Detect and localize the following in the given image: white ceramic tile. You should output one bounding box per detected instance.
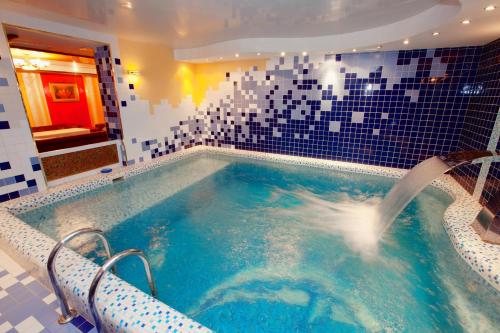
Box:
[0,273,18,289]
[0,249,25,276]
[42,293,57,304]
[14,316,44,333]
[0,322,13,333]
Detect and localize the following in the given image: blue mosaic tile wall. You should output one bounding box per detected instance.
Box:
[197,47,481,169]
[132,118,203,163]
[94,45,130,165]
[94,45,124,141]
[452,38,500,212]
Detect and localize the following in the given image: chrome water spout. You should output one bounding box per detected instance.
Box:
[439,150,500,169]
[377,150,500,238]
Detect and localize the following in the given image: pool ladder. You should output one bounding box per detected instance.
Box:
[47,228,157,332]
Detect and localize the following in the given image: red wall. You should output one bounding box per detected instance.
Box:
[40,73,92,128]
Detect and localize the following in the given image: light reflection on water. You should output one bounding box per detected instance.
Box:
[20,156,500,332]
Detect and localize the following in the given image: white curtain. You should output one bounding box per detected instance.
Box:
[18,72,52,127]
[83,75,105,126]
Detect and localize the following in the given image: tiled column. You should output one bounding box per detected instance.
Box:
[94,45,129,165]
[0,32,46,202]
[452,38,500,210]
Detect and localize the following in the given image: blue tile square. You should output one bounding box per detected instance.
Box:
[0,121,10,130]
[78,321,94,333]
[0,161,11,170]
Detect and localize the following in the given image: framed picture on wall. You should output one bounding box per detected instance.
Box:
[48,83,80,102]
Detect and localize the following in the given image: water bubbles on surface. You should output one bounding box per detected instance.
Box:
[270,188,383,259]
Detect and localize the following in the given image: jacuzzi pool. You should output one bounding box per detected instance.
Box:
[18,152,500,332]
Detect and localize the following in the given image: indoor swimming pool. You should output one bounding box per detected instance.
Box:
[19,154,500,332]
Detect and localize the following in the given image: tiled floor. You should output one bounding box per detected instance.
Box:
[0,249,95,333]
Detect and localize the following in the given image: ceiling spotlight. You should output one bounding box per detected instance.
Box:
[257,52,261,56]
[352,48,357,52]
[432,32,440,36]
[219,56,223,60]
[403,39,409,45]
[376,45,382,49]
[120,1,133,9]
[235,53,239,58]
[302,51,308,56]
[280,51,286,57]
[461,19,471,24]
[485,5,496,11]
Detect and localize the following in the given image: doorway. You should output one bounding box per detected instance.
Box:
[3,24,123,186]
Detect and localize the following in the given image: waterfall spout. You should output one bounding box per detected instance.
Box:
[376,150,499,239]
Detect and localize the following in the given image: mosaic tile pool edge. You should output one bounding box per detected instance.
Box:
[0,147,498,333]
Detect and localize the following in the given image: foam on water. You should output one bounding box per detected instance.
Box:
[272,188,382,258]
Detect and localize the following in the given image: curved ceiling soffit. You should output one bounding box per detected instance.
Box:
[174,2,462,61]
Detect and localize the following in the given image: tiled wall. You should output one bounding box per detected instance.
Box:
[127,43,498,208]
[0,33,46,203]
[129,47,485,169]
[94,45,124,141]
[1,34,499,205]
[452,38,500,212]
[193,47,481,169]
[94,45,132,165]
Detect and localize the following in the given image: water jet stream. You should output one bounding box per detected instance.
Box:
[377,150,500,238]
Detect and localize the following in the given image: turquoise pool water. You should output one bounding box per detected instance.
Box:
[21,154,500,332]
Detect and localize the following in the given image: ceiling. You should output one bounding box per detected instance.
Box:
[1,0,499,62]
[10,47,95,63]
[4,25,102,57]
[1,0,441,47]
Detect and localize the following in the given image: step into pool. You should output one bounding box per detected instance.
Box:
[20,154,500,332]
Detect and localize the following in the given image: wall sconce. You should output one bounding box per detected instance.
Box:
[127,70,140,85]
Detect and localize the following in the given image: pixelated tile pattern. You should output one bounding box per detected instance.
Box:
[94,45,124,141]
[0,250,95,333]
[452,38,500,212]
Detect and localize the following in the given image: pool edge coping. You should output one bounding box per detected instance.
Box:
[0,146,498,333]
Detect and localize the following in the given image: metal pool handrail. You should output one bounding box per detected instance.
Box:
[88,249,158,333]
[47,227,114,324]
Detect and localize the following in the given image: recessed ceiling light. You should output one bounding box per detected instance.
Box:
[257,52,261,56]
[461,19,471,24]
[485,5,496,11]
[302,51,308,56]
[432,32,440,36]
[352,48,357,52]
[376,45,382,49]
[120,1,133,9]
[235,53,239,58]
[280,52,286,57]
[403,39,409,45]
[219,57,223,60]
